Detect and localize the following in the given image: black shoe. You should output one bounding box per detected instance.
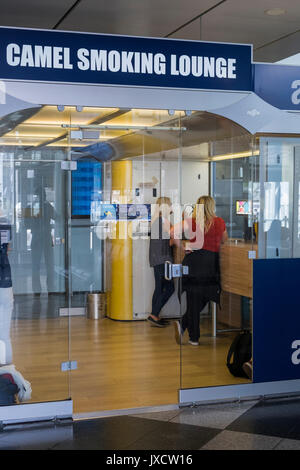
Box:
[147,316,166,328]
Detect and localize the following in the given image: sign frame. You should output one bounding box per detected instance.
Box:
[0,26,253,93]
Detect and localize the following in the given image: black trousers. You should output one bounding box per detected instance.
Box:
[181,289,210,342]
[181,249,221,342]
[151,264,175,317]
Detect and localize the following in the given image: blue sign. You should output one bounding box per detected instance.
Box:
[254,63,300,110]
[253,258,300,383]
[0,27,252,91]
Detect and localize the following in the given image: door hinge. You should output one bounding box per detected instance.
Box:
[61,360,78,372]
[248,250,256,259]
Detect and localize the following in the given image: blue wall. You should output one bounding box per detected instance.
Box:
[253,258,300,383]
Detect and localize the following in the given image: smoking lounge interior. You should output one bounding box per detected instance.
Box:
[0,102,290,414]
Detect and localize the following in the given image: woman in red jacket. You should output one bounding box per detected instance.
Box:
[174,195,228,346]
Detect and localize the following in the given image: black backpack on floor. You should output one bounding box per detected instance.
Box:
[226,330,252,378]
[0,375,18,405]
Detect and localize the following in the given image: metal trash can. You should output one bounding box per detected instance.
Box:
[87,292,106,320]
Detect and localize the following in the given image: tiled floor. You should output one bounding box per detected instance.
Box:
[1,397,300,450]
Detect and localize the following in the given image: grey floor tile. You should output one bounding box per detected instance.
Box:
[126,420,220,450]
[131,410,181,422]
[284,420,300,441]
[227,398,300,438]
[171,401,258,430]
[201,430,281,450]
[275,438,300,450]
[0,423,73,450]
[54,416,161,450]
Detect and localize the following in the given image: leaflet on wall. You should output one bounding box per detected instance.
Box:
[0,227,11,245]
[97,204,118,221]
[94,203,151,221]
[119,204,151,221]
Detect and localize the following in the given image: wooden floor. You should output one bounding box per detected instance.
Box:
[10,316,249,414]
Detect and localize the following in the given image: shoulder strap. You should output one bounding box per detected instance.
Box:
[226,334,241,366]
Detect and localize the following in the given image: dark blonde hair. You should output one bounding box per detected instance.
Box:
[152,196,172,222]
[192,195,215,232]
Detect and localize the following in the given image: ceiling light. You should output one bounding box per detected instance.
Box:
[211,150,259,161]
[264,8,286,16]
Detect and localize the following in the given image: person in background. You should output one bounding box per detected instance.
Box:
[0,215,32,403]
[0,217,13,365]
[174,195,228,345]
[25,186,56,295]
[148,197,174,327]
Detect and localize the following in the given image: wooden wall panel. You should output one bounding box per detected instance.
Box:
[220,241,257,298]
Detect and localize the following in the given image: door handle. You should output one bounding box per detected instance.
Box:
[164,262,189,280]
[165,261,172,280]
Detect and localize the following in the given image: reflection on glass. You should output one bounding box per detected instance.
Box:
[258,137,300,259]
[25,186,57,293]
[67,110,184,412]
[148,196,175,327]
[1,104,288,410]
[0,106,70,406]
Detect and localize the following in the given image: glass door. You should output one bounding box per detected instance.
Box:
[67,107,183,414]
[11,159,70,402]
[0,105,73,407]
[178,112,256,392]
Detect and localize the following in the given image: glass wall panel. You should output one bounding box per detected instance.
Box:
[179,113,255,389]
[0,105,72,405]
[5,101,293,411]
[68,107,183,413]
[258,137,300,260]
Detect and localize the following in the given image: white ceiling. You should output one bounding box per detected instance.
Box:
[0,0,300,62]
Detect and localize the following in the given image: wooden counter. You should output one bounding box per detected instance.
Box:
[220,240,258,298]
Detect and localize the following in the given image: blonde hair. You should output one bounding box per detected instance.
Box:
[192,195,215,232]
[152,196,172,222]
[155,197,172,207]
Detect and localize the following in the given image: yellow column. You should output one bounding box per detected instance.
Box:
[108,160,133,320]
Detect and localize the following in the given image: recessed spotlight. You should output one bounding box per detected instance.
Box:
[264,8,286,16]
